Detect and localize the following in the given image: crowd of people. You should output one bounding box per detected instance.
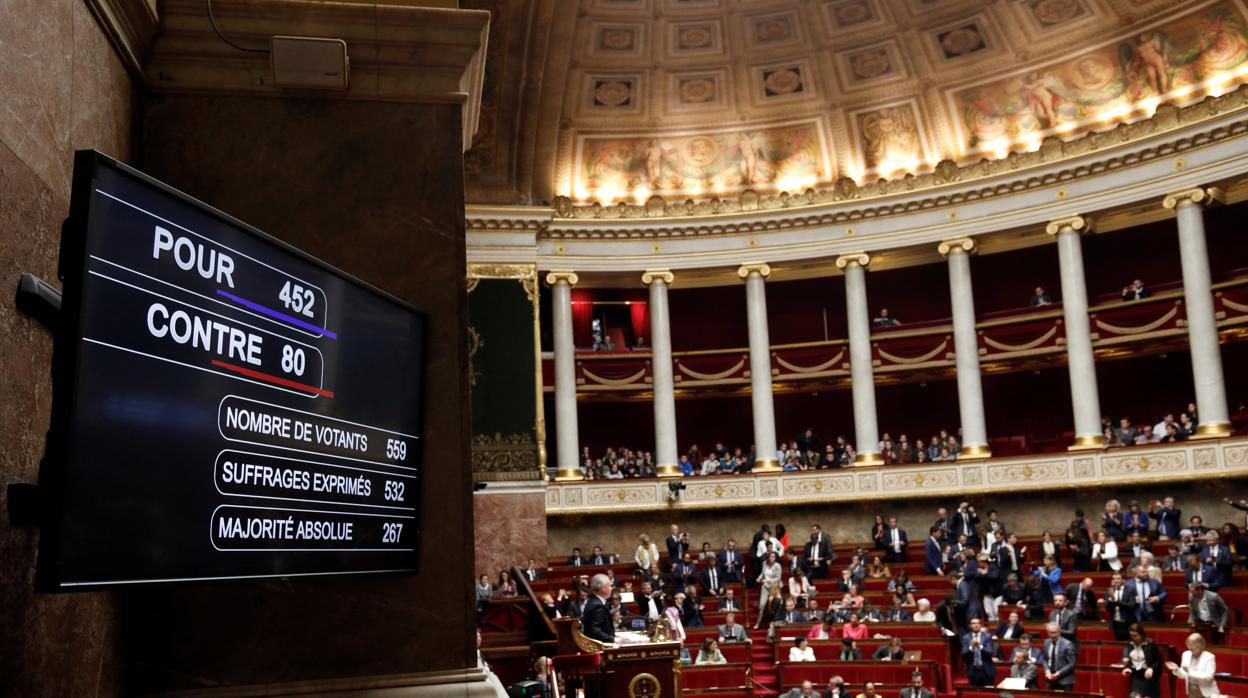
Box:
[479,492,1248,697]
[570,398,1214,480]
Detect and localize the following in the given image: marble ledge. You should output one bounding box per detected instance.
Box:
[545,437,1248,515]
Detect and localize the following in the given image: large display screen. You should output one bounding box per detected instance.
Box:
[37,151,425,589]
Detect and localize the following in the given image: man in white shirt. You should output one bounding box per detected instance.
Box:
[1188,583,1228,642]
[886,517,908,563]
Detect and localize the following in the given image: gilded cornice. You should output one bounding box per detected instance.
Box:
[546,439,1248,515]
[467,263,537,279]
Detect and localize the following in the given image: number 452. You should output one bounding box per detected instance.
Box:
[278,281,316,318]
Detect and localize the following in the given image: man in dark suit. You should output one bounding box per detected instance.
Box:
[567,547,585,567]
[934,507,953,545]
[666,524,682,562]
[699,559,725,597]
[1049,593,1079,644]
[636,582,662,621]
[1042,621,1077,690]
[1149,498,1181,539]
[673,553,697,589]
[581,574,616,643]
[961,618,997,687]
[1185,555,1218,590]
[718,588,742,612]
[806,525,834,580]
[1064,578,1099,621]
[590,546,608,566]
[1189,582,1230,640]
[718,539,744,583]
[885,517,908,563]
[1125,566,1166,622]
[823,677,849,698]
[952,502,980,543]
[1102,572,1135,641]
[1202,532,1232,590]
[925,526,944,575]
[522,558,542,582]
[899,671,934,698]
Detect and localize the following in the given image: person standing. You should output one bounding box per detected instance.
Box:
[1102,572,1135,641]
[1166,633,1219,698]
[1043,621,1077,691]
[1121,624,1162,698]
[582,574,616,644]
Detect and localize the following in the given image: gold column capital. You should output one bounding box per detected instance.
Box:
[937,237,977,257]
[834,252,871,270]
[1045,215,1094,236]
[641,269,675,286]
[737,262,772,279]
[1163,187,1225,211]
[545,270,579,286]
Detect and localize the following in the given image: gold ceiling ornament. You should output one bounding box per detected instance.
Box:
[736,262,771,279]
[541,85,1248,224]
[1044,214,1095,236]
[1162,186,1226,210]
[834,252,871,269]
[937,237,977,257]
[641,269,675,286]
[545,270,579,286]
[467,262,537,279]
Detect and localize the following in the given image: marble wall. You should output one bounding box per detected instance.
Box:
[547,479,1247,559]
[475,487,548,578]
[130,93,475,691]
[0,1,134,696]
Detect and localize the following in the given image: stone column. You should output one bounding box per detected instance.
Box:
[643,269,681,475]
[546,271,583,479]
[836,253,883,465]
[939,238,991,459]
[738,263,780,471]
[1045,216,1104,450]
[1164,187,1232,438]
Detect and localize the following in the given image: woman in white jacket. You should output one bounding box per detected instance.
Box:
[1166,633,1219,698]
[1092,531,1122,571]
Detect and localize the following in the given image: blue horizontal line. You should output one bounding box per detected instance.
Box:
[216,289,338,339]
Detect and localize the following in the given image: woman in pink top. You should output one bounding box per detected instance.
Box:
[842,611,869,640]
[808,617,836,640]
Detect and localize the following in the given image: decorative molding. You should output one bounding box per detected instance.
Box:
[545,271,580,286]
[547,437,1248,514]
[468,263,537,279]
[937,237,976,256]
[737,263,772,279]
[145,0,489,151]
[85,0,158,78]
[542,86,1248,223]
[1045,215,1094,236]
[471,432,539,478]
[1162,186,1225,210]
[641,269,675,286]
[834,252,871,269]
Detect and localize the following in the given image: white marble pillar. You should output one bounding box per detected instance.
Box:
[643,270,681,475]
[836,253,883,465]
[939,238,991,458]
[738,263,780,471]
[1164,187,1232,438]
[546,271,583,479]
[1045,216,1104,450]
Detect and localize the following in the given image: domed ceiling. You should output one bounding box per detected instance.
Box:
[463,0,1248,205]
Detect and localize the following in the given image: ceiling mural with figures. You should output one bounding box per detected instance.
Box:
[462,0,1248,206]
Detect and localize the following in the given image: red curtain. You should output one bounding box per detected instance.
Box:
[630,302,649,344]
[571,301,593,348]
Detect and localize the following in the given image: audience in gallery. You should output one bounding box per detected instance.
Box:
[572,398,1218,481]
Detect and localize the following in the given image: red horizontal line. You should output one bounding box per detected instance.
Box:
[210,359,335,398]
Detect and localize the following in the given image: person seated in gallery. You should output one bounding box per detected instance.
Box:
[633,336,648,349]
[1029,286,1053,307]
[1122,278,1152,301]
[873,307,900,327]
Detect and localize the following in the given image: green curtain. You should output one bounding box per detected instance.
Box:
[467,273,542,481]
